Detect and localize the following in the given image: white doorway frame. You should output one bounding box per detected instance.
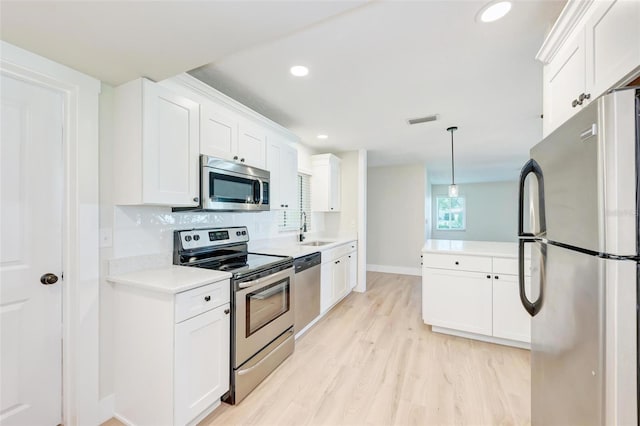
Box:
[1,41,101,425]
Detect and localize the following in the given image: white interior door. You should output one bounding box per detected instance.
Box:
[1,74,63,425]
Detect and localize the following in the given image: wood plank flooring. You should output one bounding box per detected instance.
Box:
[103,272,530,426]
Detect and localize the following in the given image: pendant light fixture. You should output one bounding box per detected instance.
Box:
[447,126,459,197]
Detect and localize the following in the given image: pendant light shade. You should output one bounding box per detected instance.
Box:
[447,126,459,197]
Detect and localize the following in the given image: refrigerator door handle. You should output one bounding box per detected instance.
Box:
[518,159,546,237]
[519,238,544,316]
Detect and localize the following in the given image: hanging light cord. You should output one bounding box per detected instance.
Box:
[447,126,457,185]
[450,129,455,185]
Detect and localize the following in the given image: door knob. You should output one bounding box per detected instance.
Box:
[40,273,59,285]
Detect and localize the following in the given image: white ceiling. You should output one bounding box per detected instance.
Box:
[1,0,565,184]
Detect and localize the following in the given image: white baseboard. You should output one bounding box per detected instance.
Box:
[431,326,531,350]
[366,264,421,276]
[98,394,115,425]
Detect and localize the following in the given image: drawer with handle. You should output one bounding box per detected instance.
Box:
[422,253,492,273]
[175,279,230,323]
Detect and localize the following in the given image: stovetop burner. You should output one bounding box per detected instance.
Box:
[173,226,293,280]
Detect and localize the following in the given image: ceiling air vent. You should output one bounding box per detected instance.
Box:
[407,114,439,125]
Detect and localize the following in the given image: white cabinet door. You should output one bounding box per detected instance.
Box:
[266,140,283,209]
[331,256,348,303]
[238,121,266,168]
[174,304,230,426]
[329,155,341,211]
[200,102,238,161]
[311,154,341,212]
[143,81,200,206]
[422,268,492,336]
[320,262,333,313]
[348,250,358,289]
[585,0,640,100]
[492,274,532,343]
[280,143,298,208]
[266,138,298,210]
[543,28,586,136]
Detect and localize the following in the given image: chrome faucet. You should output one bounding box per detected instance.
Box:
[299,212,307,242]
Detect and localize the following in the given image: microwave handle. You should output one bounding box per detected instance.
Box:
[257,179,264,205]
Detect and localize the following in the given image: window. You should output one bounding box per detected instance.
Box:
[298,173,311,231]
[278,173,311,231]
[436,196,466,230]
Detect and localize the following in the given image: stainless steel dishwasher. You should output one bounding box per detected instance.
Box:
[293,252,321,334]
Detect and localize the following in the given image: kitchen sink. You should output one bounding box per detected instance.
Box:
[301,241,333,247]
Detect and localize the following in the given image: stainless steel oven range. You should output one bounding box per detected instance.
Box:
[173,226,294,404]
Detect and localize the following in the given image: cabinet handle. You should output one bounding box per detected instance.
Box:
[486,275,491,279]
[193,196,199,203]
[348,255,351,258]
[578,93,591,104]
[494,275,499,280]
[330,207,334,210]
[572,99,579,108]
[224,308,230,315]
[233,155,238,160]
[281,204,284,208]
[240,158,245,163]
[335,260,340,264]
[285,204,288,208]
[204,295,211,302]
[455,261,459,265]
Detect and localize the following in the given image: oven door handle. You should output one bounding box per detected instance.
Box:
[258,179,264,205]
[237,267,292,290]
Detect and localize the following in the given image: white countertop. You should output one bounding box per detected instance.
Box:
[252,237,357,258]
[107,265,232,294]
[422,239,528,259]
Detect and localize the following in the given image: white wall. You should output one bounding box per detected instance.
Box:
[366,164,427,275]
[430,181,518,242]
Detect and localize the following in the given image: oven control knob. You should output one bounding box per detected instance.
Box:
[242,231,247,235]
[193,235,200,241]
[236,231,241,236]
[185,236,192,242]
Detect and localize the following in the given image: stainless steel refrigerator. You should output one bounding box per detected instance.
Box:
[518,87,638,425]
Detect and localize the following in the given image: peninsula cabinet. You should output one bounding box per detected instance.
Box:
[422,240,532,348]
[539,0,640,136]
[114,78,200,207]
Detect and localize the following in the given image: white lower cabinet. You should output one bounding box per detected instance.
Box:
[348,250,358,290]
[174,305,230,426]
[422,268,493,336]
[492,274,532,343]
[113,279,230,426]
[422,252,531,347]
[320,241,357,313]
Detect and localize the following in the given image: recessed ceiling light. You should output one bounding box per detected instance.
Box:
[317,134,328,139]
[477,0,512,23]
[290,65,309,77]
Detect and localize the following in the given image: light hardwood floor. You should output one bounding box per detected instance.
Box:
[103,272,530,426]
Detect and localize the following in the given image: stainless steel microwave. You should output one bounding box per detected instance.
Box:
[200,155,270,211]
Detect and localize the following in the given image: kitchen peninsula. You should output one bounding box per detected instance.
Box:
[422,239,533,349]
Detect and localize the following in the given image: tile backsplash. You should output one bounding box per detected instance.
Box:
[111,205,291,258]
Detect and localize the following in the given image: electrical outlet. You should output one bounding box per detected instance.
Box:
[99,228,113,248]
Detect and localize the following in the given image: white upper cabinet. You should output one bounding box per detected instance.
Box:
[311,154,341,212]
[200,101,238,161]
[238,120,267,169]
[114,78,200,207]
[200,103,266,169]
[266,135,298,210]
[539,0,640,136]
[543,28,587,136]
[585,0,640,101]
